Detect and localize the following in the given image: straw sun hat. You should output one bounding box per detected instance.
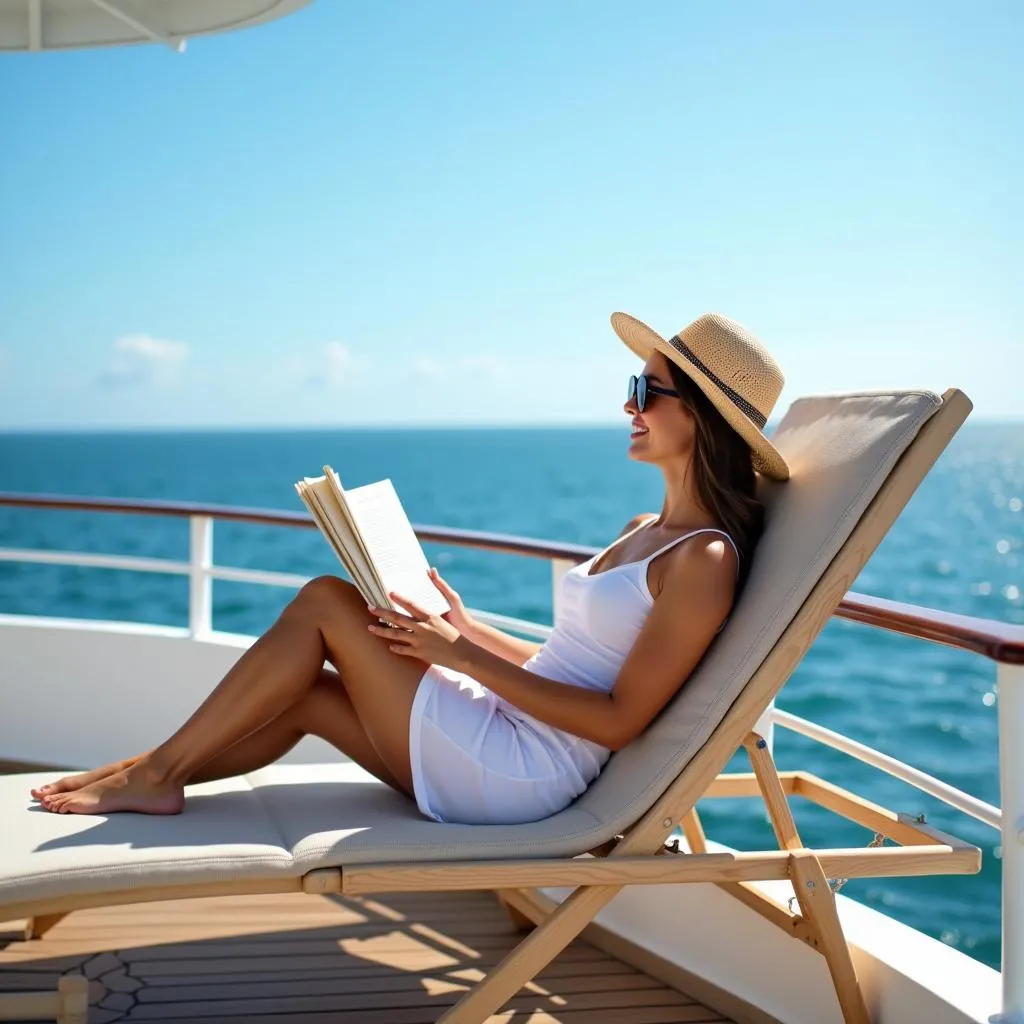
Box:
[611,311,790,481]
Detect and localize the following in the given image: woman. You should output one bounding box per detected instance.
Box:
[32,310,789,824]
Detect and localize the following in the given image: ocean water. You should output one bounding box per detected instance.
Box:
[1,422,1022,971]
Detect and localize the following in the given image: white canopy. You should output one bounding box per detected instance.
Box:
[0,0,313,52]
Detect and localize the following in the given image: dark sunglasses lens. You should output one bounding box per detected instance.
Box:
[627,374,648,411]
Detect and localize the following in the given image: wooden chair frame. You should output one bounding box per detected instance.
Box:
[1,389,979,1024]
[496,742,981,1024]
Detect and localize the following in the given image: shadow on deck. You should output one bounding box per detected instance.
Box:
[1,890,734,1023]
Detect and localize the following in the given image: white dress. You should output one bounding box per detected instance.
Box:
[407,520,739,825]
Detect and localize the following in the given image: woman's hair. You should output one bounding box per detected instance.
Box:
[663,361,765,588]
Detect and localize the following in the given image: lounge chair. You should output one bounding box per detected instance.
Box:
[0,387,980,1024]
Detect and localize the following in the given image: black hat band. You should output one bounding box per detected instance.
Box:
[668,333,769,430]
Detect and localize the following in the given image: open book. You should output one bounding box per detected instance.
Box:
[294,467,450,618]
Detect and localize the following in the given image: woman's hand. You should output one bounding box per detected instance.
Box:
[427,566,477,637]
[368,592,472,671]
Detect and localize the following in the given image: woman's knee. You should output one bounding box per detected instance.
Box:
[290,576,367,620]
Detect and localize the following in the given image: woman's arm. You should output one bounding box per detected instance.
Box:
[451,533,737,751]
[461,620,543,667]
[452,639,621,746]
[428,568,541,666]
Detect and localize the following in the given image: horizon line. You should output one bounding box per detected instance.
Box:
[2,416,1023,436]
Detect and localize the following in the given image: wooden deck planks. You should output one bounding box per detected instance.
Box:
[124,1010,724,1024]
[134,970,664,1004]
[0,891,733,1023]
[123,987,703,1019]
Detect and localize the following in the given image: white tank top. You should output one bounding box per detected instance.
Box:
[495,517,740,782]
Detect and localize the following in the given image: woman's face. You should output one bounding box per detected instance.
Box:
[624,351,697,464]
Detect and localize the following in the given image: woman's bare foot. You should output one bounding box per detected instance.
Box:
[41,762,184,816]
[31,757,140,801]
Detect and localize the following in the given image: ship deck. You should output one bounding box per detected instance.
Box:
[0,759,740,1024]
[0,889,735,1023]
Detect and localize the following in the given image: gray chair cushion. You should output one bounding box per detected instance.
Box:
[0,772,295,909]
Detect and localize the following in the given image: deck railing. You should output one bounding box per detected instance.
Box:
[1,492,1022,1021]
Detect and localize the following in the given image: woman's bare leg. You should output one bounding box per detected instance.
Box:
[44,578,426,814]
[37,669,411,804]
[182,673,411,796]
[32,668,408,800]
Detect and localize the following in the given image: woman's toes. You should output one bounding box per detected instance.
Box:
[41,778,76,797]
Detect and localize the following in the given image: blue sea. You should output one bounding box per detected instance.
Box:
[1,423,1022,971]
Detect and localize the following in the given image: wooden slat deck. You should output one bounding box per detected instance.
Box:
[0,891,734,1023]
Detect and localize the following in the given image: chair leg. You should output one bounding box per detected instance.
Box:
[680,808,708,854]
[789,851,871,1024]
[744,733,872,1022]
[745,732,802,850]
[438,883,620,1023]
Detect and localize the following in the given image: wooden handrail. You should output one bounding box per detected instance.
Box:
[834,592,1024,666]
[0,492,596,562]
[2,491,1022,664]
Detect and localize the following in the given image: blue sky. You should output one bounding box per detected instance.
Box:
[0,0,1020,429]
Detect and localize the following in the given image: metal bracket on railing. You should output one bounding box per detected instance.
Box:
[788,832,889,912]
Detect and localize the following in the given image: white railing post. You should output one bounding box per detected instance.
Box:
[188,515,213,637]
[551,558,574,624]
[994,662,1024,1024]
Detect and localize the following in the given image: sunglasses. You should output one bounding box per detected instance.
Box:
[628,374,680,413]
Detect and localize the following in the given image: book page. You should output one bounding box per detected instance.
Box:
[299,479,378,606]
[295,479,385,607]
[294,481,355,583]
[326,471,450,617]
[309,474,388,605]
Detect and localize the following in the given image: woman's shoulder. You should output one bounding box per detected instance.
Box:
[647,522,739,603]
[656,528,739,600]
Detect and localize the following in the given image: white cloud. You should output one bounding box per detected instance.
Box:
[286,346,509,394]
[313,342,371,388]
[97,334,189,388]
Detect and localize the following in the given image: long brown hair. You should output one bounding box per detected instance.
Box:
[664,361,765,588]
